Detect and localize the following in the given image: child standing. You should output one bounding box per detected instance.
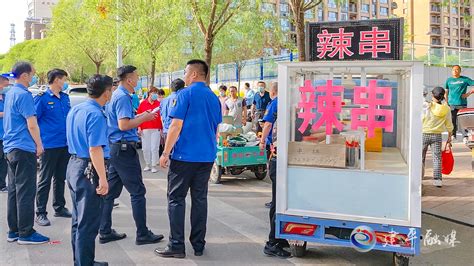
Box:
[422,87,454,188]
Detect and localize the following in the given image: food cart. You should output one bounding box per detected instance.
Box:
[275,60,423,265]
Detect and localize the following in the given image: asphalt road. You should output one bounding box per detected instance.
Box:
[0,156,472,265]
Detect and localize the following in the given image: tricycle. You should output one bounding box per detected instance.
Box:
[210,138,267,184]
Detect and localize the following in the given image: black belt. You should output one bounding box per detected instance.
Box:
[70,155,110,163]
[110,141,138,147]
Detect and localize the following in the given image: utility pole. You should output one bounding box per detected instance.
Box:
[9,23,16,47]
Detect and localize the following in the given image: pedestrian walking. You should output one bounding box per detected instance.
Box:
[155,59,221,258]
[259,82,291,258]
[66,74,111,266]
[0,75,10,193]
[224,85,247,127]
[218,84,228,116]
[422,87,454,188]
[3,61,49,244]
[137,86,163,173]
[244,82,255,121]
[445,65,474,144]
[34,68,72,227]
[100,65,164,245]
[252,81,272,133]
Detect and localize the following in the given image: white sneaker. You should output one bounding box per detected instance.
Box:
[463,137,468,145]
[151,167,158,173]
[143,166,151,172]
[433,179,442,187]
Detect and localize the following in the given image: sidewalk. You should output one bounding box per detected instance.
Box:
[422,140,473,226]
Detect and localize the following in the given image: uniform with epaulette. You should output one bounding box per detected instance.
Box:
[34,88,72,226]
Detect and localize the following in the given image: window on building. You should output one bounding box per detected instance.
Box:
[280,18,290,31]
[305,9,314,19]
[361,16,369,20]
[264,20,273,29]
[280,3,289,16]
[452,18,458,26]
[362,4,369,13]
[262,3,275,13]
[444,39,450,46]
[340,13,348,21]
[318,9,323,20]
[380,7,388,16]
[328,0,337,8]
[453,30,458,37]
[328,12,337,21]
[451,7,458,15]
[431,38,441,45]
[380,0,388,3]
[443,16,449,24]
[372,4,376,16]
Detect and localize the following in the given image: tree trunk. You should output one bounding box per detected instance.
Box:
[94,61,101,74]
[204,37,213,85]
[150,57,156,88]
[296,10,306,62]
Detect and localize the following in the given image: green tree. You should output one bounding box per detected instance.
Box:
[189,0,251,82]
[50,0,116,74]
[119,0,184,86]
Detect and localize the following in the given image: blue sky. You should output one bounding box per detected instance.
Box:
[0,0,28,54]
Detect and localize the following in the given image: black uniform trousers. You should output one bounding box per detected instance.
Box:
[450,106,468,138]
[36,147,70,215]
[6,149,37,237]
[268,157,287,245]
[100,143,148,237]
[167,159,213,252]
[0,140,8,189]
[67,156,103,266]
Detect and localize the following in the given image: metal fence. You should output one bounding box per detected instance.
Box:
[145,43,473,88]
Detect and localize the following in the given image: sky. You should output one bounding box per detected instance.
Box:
[0,0,28,54]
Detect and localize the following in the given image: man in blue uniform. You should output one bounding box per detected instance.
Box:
[252,81,272,133]
[160,78,185,136]
[259,82,290,258]
[156,59,222,258]
[100,65,163,245]
[0,75,10,193]
[3,61,49,244]
[34,68,72,226]
[66,74,111,266]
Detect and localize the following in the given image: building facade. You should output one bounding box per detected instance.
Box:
[25,0,58,40]
[263,0,395,54]
[393,0,473,49]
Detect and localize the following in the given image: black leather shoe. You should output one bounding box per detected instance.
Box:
[263,242,291,258]
[154,246,186,258]
[265,201,272,208]
[136,230,164,245]
[99,229,127,244]
[54,208,72,218]
[93,261,108,266]
[35,214,51,226]
[194,250,203,256]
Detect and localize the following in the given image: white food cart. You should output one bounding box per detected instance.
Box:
[275,60,423,265]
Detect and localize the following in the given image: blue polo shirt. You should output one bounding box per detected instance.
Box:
[253,91,272,110]
[0,94,5,141]
[67,99,110,159]
[106,86,139,143]
[169,82,222,162]
[263,97,278,145]
[160,91,179,134]
[34,88,71,149]
[3,84,37,153]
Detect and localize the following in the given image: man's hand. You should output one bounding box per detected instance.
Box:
[259,141,266,151]
[160,153,170,168]
[96,178,109,196]
[36,144,44,157]
[142,111,157,122]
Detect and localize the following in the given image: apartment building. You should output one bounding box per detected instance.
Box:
[393,0,473,49]
[25,0,59,40]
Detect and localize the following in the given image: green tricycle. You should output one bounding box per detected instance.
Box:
[210,136,268,184]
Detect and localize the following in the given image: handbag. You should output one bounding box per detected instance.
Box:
[441,143,454,175]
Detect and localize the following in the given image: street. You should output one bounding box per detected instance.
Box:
[0,154,472,265]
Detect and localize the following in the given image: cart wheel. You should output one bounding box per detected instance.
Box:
[254,165,267,180]
[393,253,409,266]
[209,163,222,184]
[290,241,307,257]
